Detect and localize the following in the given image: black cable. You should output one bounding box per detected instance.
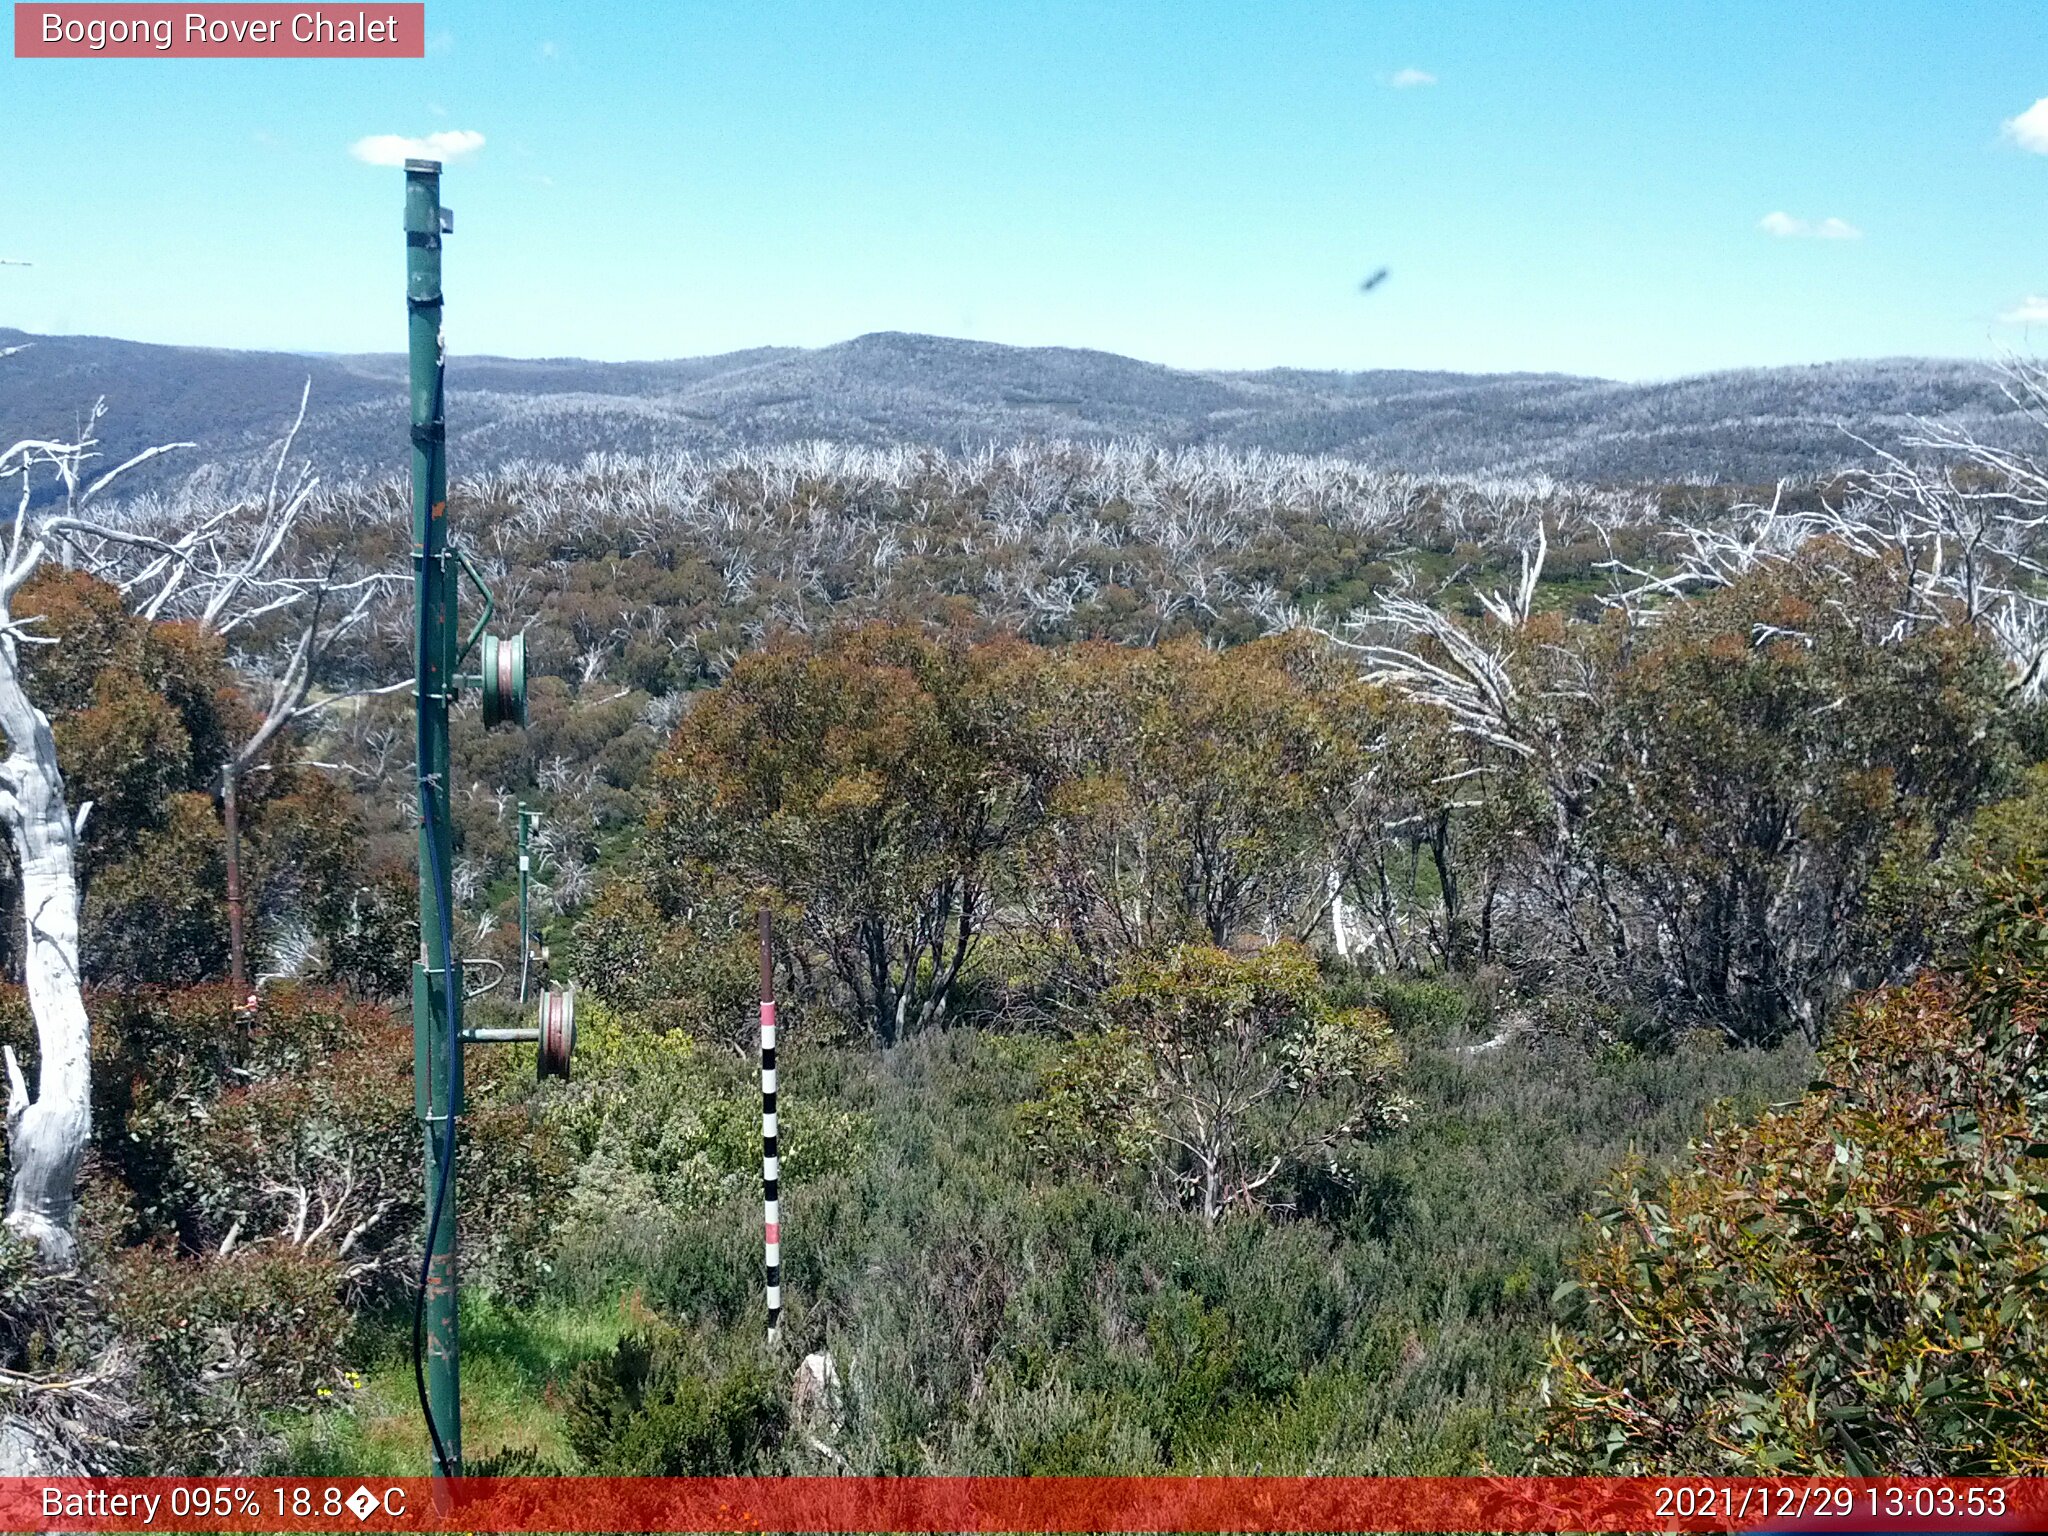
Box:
[412,781,458,1479]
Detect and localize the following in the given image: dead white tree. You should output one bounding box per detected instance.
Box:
[1475,518,1547,629]
[1594,481,1799,618]
[1298,527,1624,970]
[0,395,190,1265]
[1825,385,2048,696]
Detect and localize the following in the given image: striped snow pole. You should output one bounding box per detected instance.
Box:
[759,908,781,1340]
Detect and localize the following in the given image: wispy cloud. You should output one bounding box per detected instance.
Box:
[1759,211,1861,240]
[1389,67,1436,89]
[2001,295,2048,325]
[2005,98,2048,153]
[349,130,486,167]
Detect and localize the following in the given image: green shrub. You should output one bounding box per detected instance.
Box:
[1024,944,1406,1224]
[107,1243,354,1468]
[1532,961,2048,1473]
[564,1326,787,1474]
[547,1000,868,1240]
[1371,977,1474,1042]
[546,1022,1814,1477]
[571,878,759,1049]
[949,928,1093,1032]
[123,997,417,1280]
[1016,1025,1154,1180]
[325,864,417,999]
[1864,760,2048,976]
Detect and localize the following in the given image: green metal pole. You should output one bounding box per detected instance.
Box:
[406,157,461,1477]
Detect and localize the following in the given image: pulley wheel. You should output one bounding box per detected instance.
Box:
[480,631,527,730]
[537,983,575,1081]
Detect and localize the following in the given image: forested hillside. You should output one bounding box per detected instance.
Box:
[2,327,2037,488]
[3,374,2048,1475]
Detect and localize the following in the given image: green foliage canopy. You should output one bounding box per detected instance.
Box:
[1027,944,1406,1226]
[1534,934,2048,1472]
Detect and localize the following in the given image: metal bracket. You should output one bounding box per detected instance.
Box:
[452,544,496,669]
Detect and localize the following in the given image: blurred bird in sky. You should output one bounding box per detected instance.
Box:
[1359,267,1389,293]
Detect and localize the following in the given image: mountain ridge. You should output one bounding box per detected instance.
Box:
[0,326,2034,487]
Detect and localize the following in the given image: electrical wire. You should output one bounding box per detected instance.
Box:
[412,774,458,1480]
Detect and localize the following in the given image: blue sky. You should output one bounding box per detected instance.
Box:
[2,1,2045,378]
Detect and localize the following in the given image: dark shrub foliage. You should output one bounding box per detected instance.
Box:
[1534,881,2048,1473]
[565,1327,787,1475]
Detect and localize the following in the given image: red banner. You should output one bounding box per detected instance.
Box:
[0,1476,2044,1532]
[13,4,424,57]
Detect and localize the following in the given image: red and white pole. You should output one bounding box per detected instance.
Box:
[759,908,781,1341]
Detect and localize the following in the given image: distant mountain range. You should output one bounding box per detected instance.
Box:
[0,327,2036,488]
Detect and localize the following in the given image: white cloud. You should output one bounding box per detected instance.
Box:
[1389,67,1436,88]
[349,130,486,167]
[2001,295,2048,325]
[2004,97,2048,154]
[1759,211,1861,240]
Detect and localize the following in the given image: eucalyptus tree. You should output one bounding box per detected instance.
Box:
[71,385,406,992]
[1321,506,2014,1043]
[1027,942,1407,1226]
[1022,637,1334,966]
[649,625,1046,1045]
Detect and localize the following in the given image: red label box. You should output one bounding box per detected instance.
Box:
[1,1476,2045,1533]
[14,3,424,57]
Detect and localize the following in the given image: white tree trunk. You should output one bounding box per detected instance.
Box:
[0,653,88,1269]
[0,398,208,1272]
[1328,869,1350,961]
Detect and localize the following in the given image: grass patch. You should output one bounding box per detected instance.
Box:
[277,1294,637,1473]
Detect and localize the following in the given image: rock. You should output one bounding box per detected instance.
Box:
[790,1349,843,1430]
